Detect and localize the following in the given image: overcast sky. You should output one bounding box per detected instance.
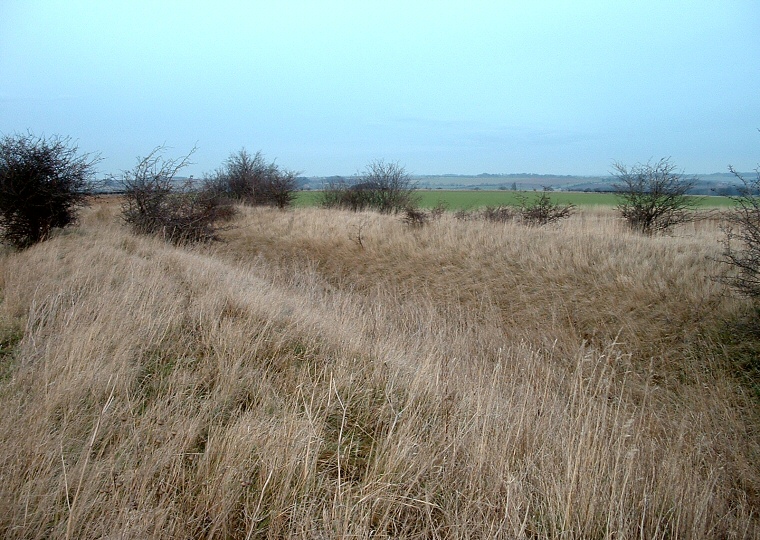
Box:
[1,1,759,177]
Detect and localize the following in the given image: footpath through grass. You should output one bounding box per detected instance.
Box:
[295,190,734,210]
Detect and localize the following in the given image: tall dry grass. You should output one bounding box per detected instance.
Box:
[0,200,757,538]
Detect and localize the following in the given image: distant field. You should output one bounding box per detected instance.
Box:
[295,190,734,209]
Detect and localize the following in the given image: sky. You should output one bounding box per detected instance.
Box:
[1,1,759,178]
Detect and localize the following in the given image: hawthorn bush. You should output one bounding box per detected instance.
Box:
[121,147,234,244]
[0,133,98,248]
[517,190,575,226]
[613,158,697,234]
[320,160,418,213]
[207,149,298,209]
[721,165,760,299]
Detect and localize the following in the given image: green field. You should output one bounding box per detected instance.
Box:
[295,190,734,209]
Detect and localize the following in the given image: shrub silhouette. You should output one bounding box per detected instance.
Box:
[402,206,429,228]
[721,165,760,299]
[481,205,515,223]
[207,149,298,209]
[121,147,234,244]
[320,160,418,213]
[516,190,574,226]
[613,158,697,234]
[0,133,97,249]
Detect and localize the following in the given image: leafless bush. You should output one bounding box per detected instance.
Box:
[321,179,377,211]
[0,133,98,248]
[720,166,760,299]
[517,190,575,226]
[121,147,235,244]
[361,160,418,213]
[319,177,352,210]
[208,149,298,209]
[401,201,450,228]
[318,176,348,209]
[320,160,418,213]
[613,158,698,234]
[480,205,515,223]
[402,206,429,228]
[454,209,476,221]
[429,201,448,220]
[264,168,299,209]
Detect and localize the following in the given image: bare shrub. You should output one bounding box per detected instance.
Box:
[429,200,448,220]
[319,176,348,209]
[121,147,234,244]
[360,160,418,213]
[208,149,298,209]
[319,177,371,211]
[613,158,698,234]
[400,201,450,228]
[320,160,418,213]
[517,190,575,226]
[454,209,474,221]
[0,133,98,249]
[264,168,299,209]
[402,206,429,228]
[480,205,514,223]
[720,165,760,299]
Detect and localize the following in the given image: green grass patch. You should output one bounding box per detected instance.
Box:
[294,190,734,210]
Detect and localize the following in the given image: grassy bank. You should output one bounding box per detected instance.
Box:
[0,201,757,538]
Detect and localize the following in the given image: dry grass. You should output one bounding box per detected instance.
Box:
[0,200,757,538]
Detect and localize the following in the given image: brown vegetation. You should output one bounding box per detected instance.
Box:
[613,158,698,235]
[721,166,760,299]
[120,148,235,244]
[320,160,418,213]
[0,200,757,538]
[205,149,299,209]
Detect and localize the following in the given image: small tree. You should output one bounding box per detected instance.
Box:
[720,165,760,299]
[320,160,417,213]
[0,133,98,248]
[209,149,298,209]
[516,189,575,226]
[613,158,698,234]
[259,167,299,209]
[121,147,234,244]
[360,160,418,213]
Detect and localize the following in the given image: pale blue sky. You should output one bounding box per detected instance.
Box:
[1,1,758,177]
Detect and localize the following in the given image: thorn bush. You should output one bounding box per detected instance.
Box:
[0,133,98,249]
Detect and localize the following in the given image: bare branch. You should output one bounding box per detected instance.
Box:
[207,149,298,209]
[320,159,417,213]
[0,132,98,248]
[719,165,760,298]
[120,146,235,244]
[613,158,699,234]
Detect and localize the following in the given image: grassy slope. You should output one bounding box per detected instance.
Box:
[0,201,757,538]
